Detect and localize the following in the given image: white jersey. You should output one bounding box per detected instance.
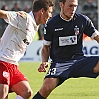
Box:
[0,11,38,65]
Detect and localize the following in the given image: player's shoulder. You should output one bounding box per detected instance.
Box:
[48,14,60,23]
[46,14,60,27]
[75,13,90,21]
[17,11,28,19]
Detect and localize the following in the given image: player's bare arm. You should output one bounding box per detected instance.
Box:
[0,9,7,19]
[38,45,50,72]
[42,45,50,62]
[94,35,99,43]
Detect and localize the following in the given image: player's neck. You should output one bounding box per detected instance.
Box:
[60,12,72,21]
[33,12,41,26]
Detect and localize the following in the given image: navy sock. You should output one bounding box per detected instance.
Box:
[32,92,46,99]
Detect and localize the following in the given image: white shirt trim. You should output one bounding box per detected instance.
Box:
[60,14,72,21]
[43,40,51,45]
[29,11,37,26]
[91,30,99,39]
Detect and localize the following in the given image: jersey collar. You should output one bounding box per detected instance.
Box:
[29,11,37,25]
[60,13,77,22]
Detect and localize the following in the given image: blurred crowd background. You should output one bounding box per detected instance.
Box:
[0,0,98,40]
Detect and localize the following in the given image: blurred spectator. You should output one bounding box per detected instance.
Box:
[76,5,82,13]
[1,5,8,11]
[0,5,8,38]
[11,2,21,11]
[53,0,60,15]
[82,0,98,29]
[76,1,82,13]
[83,0,97,11]
[24,5,31,13]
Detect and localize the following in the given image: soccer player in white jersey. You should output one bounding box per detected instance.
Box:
[0,0,54,99]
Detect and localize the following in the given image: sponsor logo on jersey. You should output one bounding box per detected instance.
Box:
[59,35,77,46]
[70,36,76,43]
[55,28,63,31]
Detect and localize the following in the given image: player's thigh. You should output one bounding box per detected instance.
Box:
[93,61,99,73]
[0,84,9,98]
[71,56,99,78]
[11,81,32,95]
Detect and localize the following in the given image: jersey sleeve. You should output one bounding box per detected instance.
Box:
[43,24,53,45]
[4,11,28,30]
[83,16,97,38]
[44,23,53,41]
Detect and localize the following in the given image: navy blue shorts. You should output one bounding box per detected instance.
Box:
[45,56,99,86]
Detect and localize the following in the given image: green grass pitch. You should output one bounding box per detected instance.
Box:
[8,62,99,99]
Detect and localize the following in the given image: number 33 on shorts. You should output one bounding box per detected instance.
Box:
[47,68,56,75]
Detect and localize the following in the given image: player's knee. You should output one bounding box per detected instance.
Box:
[22,89,33,98]
[93,68,99,73]
[93,62,99,73]
[40,86,53,97]
[44,87,52,93]
[27,90,33,98]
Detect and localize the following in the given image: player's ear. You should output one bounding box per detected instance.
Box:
[41,8,44,15]
[59,2,64,8]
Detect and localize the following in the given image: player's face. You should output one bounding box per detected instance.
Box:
[41,7,53,24]
[60,0,78,20]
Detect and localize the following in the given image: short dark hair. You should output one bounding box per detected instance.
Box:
[58,0,66,4]
[32,0,54,12]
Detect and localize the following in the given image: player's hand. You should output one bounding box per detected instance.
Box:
[38,62,48,72]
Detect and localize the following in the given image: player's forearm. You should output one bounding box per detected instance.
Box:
[0,9,7,19]
[94,35,99,43]
[41,45,50,62]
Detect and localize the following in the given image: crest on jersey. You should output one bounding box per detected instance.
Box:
[74,25,79,35]
[44,28,46,34]
[3,71,9,78]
